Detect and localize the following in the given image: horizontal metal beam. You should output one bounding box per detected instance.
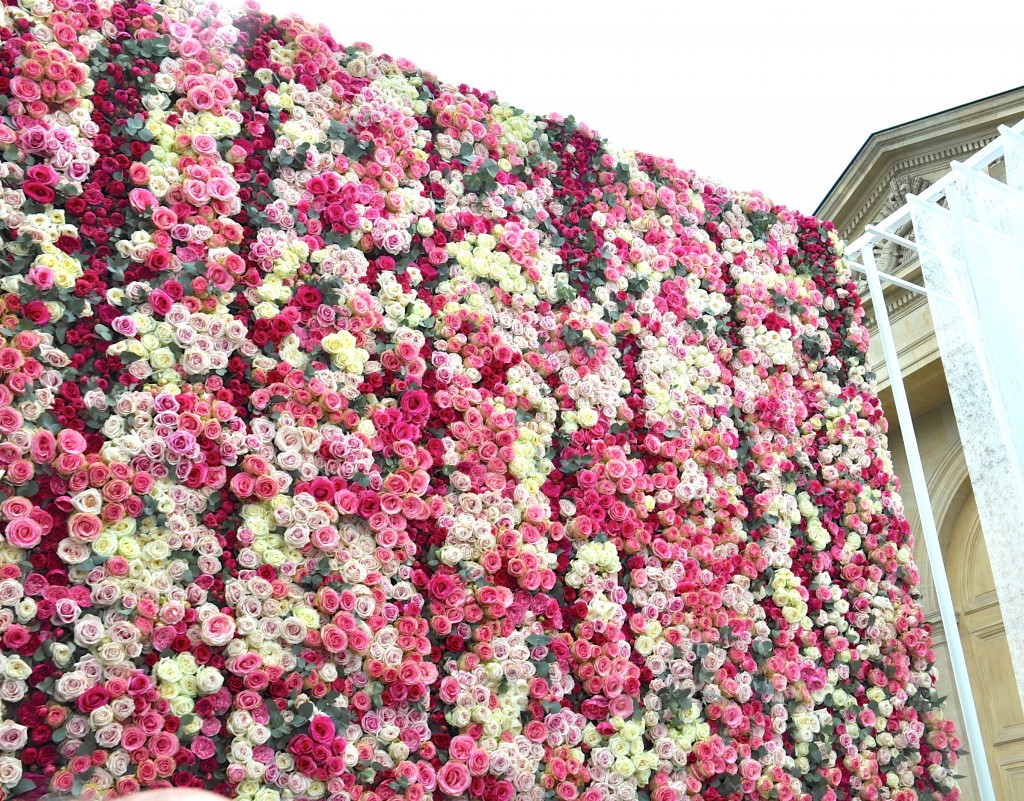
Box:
[866,224,918,252]
[845,259,931,296]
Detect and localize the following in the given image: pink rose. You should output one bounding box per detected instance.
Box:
[150,731,178,757]
[230,472,255,497]
[207,177,236,201]
[740,759,762,781]
[5,517,42,549]
[191,134,217,154]
[10,76,41,102]
[51,772,74,794]
[26,164,58,185]
[467,749,489,776]
[5,460,33,486]
[608,695,634,718]
[57,428,86,454]
[191,735,216,759]
[2,496,33,519]
[129,188,158,211]
[26,265,54,290]
[722,704,744,730]
[253,476,279,500]
[110,315,137,337]
[448,735,474,761]
[183,178,209,204]
[320,624,348,653]
[187,86,215,111]
[67,512,101,542]
[347,628,370,652]
[437,761,471,796]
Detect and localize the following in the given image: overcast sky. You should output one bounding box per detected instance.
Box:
[256,0,1024,215]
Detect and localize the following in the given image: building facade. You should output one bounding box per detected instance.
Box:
[816,87,1024,800]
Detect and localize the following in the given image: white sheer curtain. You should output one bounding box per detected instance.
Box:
[909,143,1024,711]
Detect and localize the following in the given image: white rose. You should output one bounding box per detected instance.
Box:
[0,756,21,788]
[53,671,90,701]
[195,666,224,695]
[70,488,103,514]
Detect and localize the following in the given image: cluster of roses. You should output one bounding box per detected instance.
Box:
[0,0,961,800]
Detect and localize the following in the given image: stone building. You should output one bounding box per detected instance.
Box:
[816,86,1024,800]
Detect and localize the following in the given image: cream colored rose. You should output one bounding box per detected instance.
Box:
[195,665,224,695]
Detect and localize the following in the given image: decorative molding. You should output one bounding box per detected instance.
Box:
[841,136,997,241]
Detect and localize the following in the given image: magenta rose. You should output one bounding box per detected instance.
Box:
[400,388,430,420]
[23,300,51,324]
[308,715,336,744]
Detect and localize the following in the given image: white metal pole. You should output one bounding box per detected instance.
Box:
[860,244,997,801]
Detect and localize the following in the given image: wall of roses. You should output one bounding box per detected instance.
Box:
[0,0,963,800]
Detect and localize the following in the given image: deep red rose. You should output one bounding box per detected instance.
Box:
[23,181,55,204]
[147,250,171,271]
[295,285,322,308]
[65,196,87,215]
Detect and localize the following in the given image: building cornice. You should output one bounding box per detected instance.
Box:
[817,88,1024,241]
[839,134,998,242]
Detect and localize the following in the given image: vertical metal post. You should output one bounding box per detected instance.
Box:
[861,244,996,801]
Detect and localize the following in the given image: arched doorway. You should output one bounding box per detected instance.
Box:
[948,492,1024,798]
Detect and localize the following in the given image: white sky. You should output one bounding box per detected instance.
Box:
[256,0,1024,215]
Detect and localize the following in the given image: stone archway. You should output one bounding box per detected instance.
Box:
[946,490,1024,798]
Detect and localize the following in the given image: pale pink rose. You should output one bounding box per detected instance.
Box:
[53,598,81,624]
[73,615,105,646]
[0,722,27,751]
[200,612,236,646]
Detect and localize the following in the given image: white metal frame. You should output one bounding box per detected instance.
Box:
[840,119,1024,801]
